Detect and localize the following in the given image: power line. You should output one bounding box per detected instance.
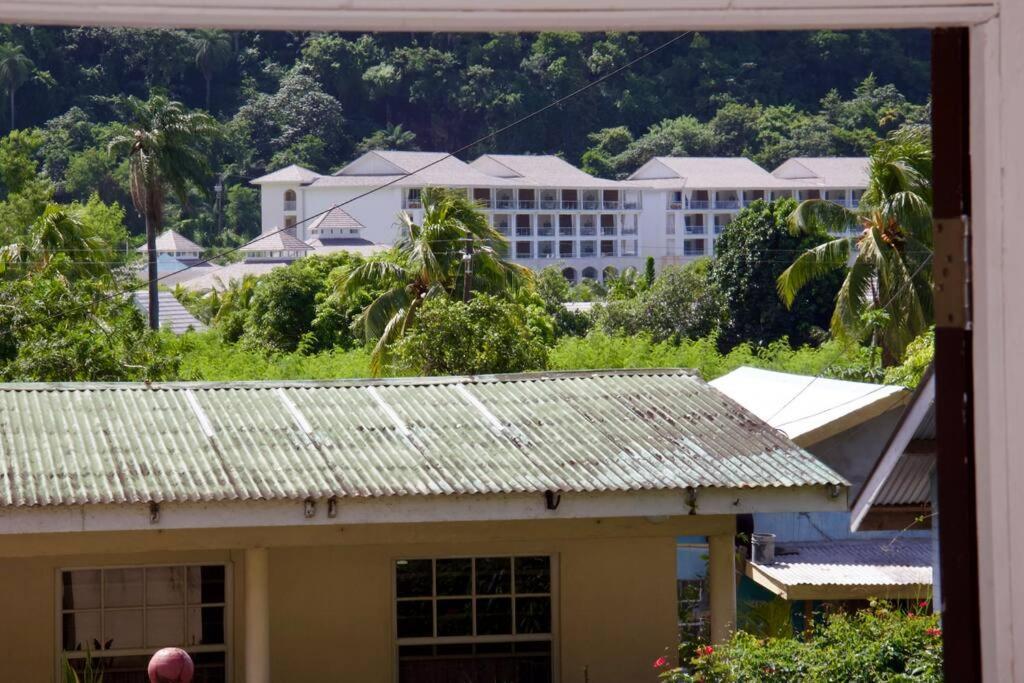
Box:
[32,31,693,327]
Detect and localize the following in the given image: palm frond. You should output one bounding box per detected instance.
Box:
[776,237,852,307]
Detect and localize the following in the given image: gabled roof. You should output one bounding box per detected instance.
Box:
[851,367,936,531]
[626,156,782,190]
[0,370,846,507]
[240,231,314,253]
[250,164,322,185]
[316,150,515,188]
[308,205,365,233]
[470,154,620,189]
[135,229,203,254]
[132,290,207,335]
[710,367,909,447]
[771,157,870,188]
[744,538,932,600]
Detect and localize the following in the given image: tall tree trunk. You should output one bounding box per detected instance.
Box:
[145,209,160,330]
[9,87,14,132]
[205,74,212,112]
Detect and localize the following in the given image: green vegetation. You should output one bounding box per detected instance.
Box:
[661,602,942,682]
[779,125,933,364]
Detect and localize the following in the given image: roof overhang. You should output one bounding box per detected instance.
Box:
[0,485,847,536]
[744,559,932,601]
[851,368,936,531]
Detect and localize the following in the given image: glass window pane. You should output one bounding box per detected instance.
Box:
[104,568,144,608]
[396,560,433,598]
[476,597,513,635]
[105,609,144,649]
[515,557,551,594]
[436,598,473,637]
[63,611,101,652]
[63,570,101,610]
[397,600,433,639]
[147,567,185,606]
[436,559,471,596]
[475,557,511,595]
[188,566,226,605]
[516,597,552,634]
[188,606,226,646]
[146,607,185,647]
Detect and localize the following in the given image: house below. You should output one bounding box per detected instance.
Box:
[0,370,848,682]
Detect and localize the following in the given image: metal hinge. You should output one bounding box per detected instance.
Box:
[933,215,972,330]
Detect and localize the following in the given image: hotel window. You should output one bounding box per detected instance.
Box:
[666,214,676,235]
[406,188,423,209]
[395,556,554,683]
[537,215,555,237]
[684,239,706,257]
[284,215,297,232]
[537,241,555,258]
[60,565,227,681]
[283,189,296,211]
[515,242,533,259]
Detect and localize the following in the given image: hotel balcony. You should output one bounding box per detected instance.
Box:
[561,200,579,210]
[713,200,740,210]
[686,200,709,210]
[602,201,622,210]
[518,200,537,210]
[668,200,684,210]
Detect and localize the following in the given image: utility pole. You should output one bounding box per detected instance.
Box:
[462,238,474,303]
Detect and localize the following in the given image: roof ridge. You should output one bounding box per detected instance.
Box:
[0,368,697,391]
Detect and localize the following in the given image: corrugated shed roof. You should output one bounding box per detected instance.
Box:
[0,370,846,507]
[749,538,932,588]
[132,291,207,335]
[874,454,933,507]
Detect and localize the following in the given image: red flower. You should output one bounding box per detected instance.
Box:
[653,657,669,668]
[926,627,942,637]
[696,645,715,657]
[918,601,929,608]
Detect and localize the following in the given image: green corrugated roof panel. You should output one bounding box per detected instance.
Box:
[0,370,847,507]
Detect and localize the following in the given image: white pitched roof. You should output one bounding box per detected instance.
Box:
[314,150,513,188]
[771,157,870,188]
[470,154,620,188]
[626,157,782,189]
[308,205,365,233]
[250,164,322,185]
[135,229,203,254]
[174,262,285,292]
[710,367,908,446]
[240,231,314,253]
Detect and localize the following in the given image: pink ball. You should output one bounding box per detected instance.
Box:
[147,648,194,683]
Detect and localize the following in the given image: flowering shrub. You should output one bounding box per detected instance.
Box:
[661,602,942,682]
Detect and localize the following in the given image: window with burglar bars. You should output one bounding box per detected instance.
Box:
[395,555,555,683]
[60,564,228,683]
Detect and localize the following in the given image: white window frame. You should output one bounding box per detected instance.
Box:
[392,554,559,683]
[55,562,232,682]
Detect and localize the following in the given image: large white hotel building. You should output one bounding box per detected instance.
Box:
[250,150,868,283]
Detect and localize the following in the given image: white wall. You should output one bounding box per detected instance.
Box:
[296,186,406,244]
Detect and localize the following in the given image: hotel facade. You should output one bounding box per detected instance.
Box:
[252,151,869,283]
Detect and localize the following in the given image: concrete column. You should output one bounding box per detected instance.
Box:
[245,547,271,683]
[708,531,737,644]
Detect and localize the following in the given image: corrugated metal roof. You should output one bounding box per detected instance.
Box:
[874,454,934,507]
[749,538,932,588]
[132,291,207,335]
[0,370,845,508]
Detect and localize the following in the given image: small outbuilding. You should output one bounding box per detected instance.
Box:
[0,370,848,682]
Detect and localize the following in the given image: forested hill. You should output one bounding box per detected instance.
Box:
[0,27,929,243]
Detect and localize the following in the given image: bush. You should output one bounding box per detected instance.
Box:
[712,198,843,351]
[392,294,549,376]
[663,603,942,683]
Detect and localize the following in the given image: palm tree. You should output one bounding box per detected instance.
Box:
[355,123,419,155]
[341,187,531,375]
[777,126,933,365]
[193,29,232,111]
[0,206,113,279]
[109,95,220,329]
[0,42,34,131]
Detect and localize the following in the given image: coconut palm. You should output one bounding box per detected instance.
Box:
[108,95,220,329]
[777,126,933,365]
[0,206,113,279]
[193,29,232,111]
[342,187,531,375]
[0,42,34,131]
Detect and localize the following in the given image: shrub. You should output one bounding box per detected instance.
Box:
[662,602,942,683]
[392,294,549,376]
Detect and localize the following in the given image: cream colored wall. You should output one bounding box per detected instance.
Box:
[0,516,731,683]
[0,548,246,682]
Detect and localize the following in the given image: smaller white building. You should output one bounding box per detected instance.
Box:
[135,229,204,264]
